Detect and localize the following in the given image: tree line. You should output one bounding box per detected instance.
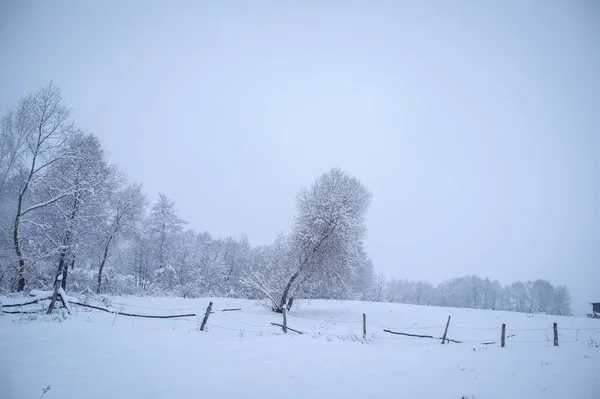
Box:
[370,274,572,316]
[0,83,572,316]
[0,83,374,312]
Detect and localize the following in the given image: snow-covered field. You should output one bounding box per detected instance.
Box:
[1,295,599,399]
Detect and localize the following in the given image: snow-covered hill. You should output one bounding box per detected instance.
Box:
[1,295,598,398]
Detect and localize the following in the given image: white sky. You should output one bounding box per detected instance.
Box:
[1,0,598,315]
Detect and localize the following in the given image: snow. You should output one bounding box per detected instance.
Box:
[26,289,79,303]
[57,287,72,314]
[1,296,598,399]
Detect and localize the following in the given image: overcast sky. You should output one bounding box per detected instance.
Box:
[1,0,598,315]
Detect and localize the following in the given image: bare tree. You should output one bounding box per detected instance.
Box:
[97,182,146,293]
[276,168,372,312]
[550,285,572,316]
[46,132,113,313]
[371,273,387,302]
[241,232,293,306]
[11,83,74,291]
[0,110,27,197]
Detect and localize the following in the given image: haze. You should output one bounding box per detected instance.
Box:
[0,0,598,314]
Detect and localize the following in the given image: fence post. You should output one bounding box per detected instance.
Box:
[282,307,288,333]
[199,301,213,332]
[501,323,506,347]
[441,315,451,344]
[553,323,558,346]
[363,313,367,339]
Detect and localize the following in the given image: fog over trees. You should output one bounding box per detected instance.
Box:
[0,83,572,316]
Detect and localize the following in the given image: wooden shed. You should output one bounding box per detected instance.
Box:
[588,302,600,318]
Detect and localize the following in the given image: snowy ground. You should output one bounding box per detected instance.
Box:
[1,295,599,399]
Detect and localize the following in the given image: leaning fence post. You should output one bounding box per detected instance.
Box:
[199,301,213,332]
[553,323,558,346]
[441,315,451,344]
[282,307,288,333]
[363,313,367,339]
[501,323,506,347]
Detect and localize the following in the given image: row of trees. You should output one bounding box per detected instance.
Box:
[0,84,374,312]
[370,274,572,316]
[0,83,572,316]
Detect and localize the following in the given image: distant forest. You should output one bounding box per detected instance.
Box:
[371,275,571,316]
[0,83,571,316]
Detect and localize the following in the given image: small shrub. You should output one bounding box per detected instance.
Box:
[338,331,377,344]
[41,308,68,323]
[12,312,39,324]
[99,295,113,308]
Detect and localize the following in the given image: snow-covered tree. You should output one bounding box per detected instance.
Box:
[146,193,186,291]
[9,83,75,291]
[370,273,387,302]
[221,234,251,296]
[413,281,433,305]
[96,182,146,293]
[0,110,27,198]
[349,246,374,300]
[0,83,576,319]
[550,285,572,316]
[274,168,371,312]
[506,281,528,312]
[241,232,294,305]
[45,132,114,312]
[530,279,555,314]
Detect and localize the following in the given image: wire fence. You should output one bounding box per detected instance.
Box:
[3,296,600,347]
[121,301,600,346]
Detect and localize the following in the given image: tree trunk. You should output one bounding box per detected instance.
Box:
[61,256,74,290]
[97,267,103,294]
[47,252,68,314]
[97,233,114,294]
[61,261,68,290]
[13,143,39,292]
[13,193,26,292]
[279,271,300,312]
[58,193,79,291]
[48,222,74,313]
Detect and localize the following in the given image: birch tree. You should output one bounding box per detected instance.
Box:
[0,111,26,289]
[10,83,74,291]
